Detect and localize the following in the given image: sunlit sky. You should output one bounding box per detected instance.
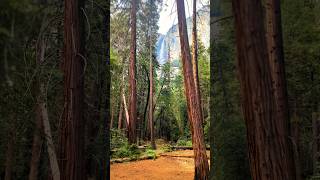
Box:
[158,0,209,34]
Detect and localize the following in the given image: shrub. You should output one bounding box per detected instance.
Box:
[176,138,192,147]
[145,149,156,159]
[161,144,173,153]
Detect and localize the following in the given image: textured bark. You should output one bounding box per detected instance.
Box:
[58,0,86,178]
[231,0,296,179]
[265,1,296,178]
[176,1,209,179]
[149,27,156,149]
[128,0,137,144]
[191,0,202,123]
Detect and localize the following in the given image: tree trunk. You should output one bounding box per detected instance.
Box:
[231,0,296,179]
[128,0,137,144]
[102,4,111,179]
[149,26,156,149]
[118,98,124,130]
[58,0,86,178]
[265,1,297,177]
[29,106,43,180]
[123,93,130,128]
[110,105,114,129]
[29,36,46,180]
[176,1,209,179]
[40,85,60,180]
[191,0,202,123]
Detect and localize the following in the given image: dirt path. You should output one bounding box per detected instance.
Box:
[111,150,210,180]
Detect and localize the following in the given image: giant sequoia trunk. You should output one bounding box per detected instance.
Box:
[128,0,137,144]
[176,1,209,179]
[231,0,296,179]
[58,0,86,179]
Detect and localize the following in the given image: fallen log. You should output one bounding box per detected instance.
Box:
[173,146,210,150]
[110,155,157,164]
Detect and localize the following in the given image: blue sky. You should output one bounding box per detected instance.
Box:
[158,0,209,34]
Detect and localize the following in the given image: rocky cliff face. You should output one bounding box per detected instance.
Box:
[156,5,210,66]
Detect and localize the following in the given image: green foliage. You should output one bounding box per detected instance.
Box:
[160,144,173,153]
[111,128,127,150]
[176,138,193,147]
[145,149,157,159]
[112,143,141,159]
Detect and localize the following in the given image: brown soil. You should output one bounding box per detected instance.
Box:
[110,150,210,180]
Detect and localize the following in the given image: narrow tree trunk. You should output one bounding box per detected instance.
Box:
[29,107,43,180]
[128,0,137,144]
[40,85,60,180]
[123,93,130,128]
[149,26,156,149]
[191,0,202,123]
[118,99,124,130]
[231,0,296,179]
[176,1,209,179]
[58,0,86,178]
[29,36,46,180]
[110,106,114,129]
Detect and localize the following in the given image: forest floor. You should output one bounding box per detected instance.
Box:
[110,150,210,180]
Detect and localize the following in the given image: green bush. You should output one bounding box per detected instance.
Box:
[176,138,192,147]
[111,128,127,150]
[112,142,141,159]
[145,149,156,159]
[160,144,173,153]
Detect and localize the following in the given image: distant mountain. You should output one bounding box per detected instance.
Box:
[156,5,210,65]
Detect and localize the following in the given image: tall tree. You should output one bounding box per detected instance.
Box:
[58,0,86,179]
[176,0,209,179]
[128,0,137,144]
[149,29,156,149]
[265,0,297,178]
[231,0,296,179]
[191,0,202,123]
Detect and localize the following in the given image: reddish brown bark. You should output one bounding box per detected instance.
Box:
[191,0,202,123]
[176,0,209,179]
[58,0,86,179]
[231,0,296,179]
[128,0,137,144]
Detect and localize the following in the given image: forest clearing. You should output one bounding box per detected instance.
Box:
[111,150,201,180]
[111,141,210,180]
[1,0,320,179]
